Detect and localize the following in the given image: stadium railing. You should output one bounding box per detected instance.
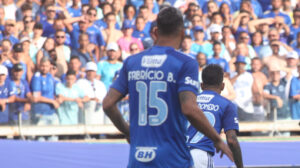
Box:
[0,120,299,138]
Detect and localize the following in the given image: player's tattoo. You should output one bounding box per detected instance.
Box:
[179,91,194,104]
[226,130,244,168]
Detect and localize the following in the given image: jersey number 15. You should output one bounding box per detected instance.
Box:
[136,81,168,126]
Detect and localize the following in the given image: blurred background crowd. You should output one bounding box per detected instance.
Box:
[0,0,300,131]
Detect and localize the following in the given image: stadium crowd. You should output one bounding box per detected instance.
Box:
[0,0,299,129]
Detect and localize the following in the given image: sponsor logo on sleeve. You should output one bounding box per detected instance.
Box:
[184,76,200,89]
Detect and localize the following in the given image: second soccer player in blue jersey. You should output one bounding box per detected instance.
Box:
[187,64,244,168]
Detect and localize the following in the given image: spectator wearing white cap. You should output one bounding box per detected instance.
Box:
[97,42,123,90]
[76,62,107,124]
[284,51,299,99]
[0,65,14,125]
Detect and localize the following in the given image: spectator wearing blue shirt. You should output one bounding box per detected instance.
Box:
[85,7,106,59]
[132,16,150,42]
[0,65,14,125]
[251,31,264,55]
[123,4,136,28]
[208,41,230,73]
[31,56,59,125]
[291,32,300,55]
[67,0,82,17]
[289,65,300,119]
[263,0,292,25]
[138,5,153,33]
[289,9,300,43]
[71,33,96,68]
[40,4,56,37]
[0,20,19,45]
[8,63,32,125]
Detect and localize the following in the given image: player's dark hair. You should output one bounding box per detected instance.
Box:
[157,7,184,36]
[202,64,224,86]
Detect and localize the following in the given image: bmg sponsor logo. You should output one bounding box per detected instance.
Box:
[135,147,157,162]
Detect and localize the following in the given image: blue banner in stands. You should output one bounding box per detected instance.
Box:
[0,140,299,168]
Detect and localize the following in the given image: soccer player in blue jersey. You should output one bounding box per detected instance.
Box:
[103,7,233,168]
[187,64,243,168]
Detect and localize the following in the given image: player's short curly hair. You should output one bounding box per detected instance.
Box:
[157,6,184,36]
[202,64,224,86]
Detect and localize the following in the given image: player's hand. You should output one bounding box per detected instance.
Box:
[214,140,234,162]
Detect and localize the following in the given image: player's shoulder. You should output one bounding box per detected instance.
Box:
[168,49,196,63]
[198,91,232,106]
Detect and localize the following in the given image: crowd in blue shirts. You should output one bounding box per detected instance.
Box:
[0,0,300,128]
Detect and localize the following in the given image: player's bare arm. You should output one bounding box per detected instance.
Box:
[179,91,234,161]
[103,88,130,138]
[226,129,244,168]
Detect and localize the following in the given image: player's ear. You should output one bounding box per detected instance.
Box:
[153,27,158,40]
[220,82,225,91]
[200,83,204,90]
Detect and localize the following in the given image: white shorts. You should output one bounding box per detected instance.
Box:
[190,149,214,168]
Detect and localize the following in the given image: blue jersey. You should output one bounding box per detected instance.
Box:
[111,46,200,168]
[31,72,56,115]
[0,80,12,123]
[8,79,30,121]
[187,90,239,155]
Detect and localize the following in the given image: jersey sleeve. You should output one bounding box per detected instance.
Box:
[110,60,128,95]
[31,73,41,92]
[222,102,239,132]
[177,60,199,95]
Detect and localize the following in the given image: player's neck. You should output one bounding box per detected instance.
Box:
[156,37,181,49]
[203,88,221,94]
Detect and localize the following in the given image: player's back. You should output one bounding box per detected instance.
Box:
[186,90,239,155]
[113,45,199,167]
